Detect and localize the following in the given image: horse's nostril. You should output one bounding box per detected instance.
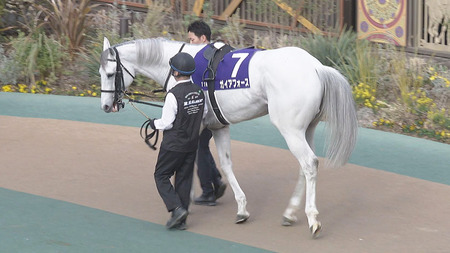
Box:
[103,105,110,112]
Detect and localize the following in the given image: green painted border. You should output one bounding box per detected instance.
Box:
[0,188,273,253]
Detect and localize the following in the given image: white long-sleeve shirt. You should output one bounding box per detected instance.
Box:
[154,79,207,130]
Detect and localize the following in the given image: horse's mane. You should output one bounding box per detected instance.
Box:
[135,38,166,66]
[101,38,178,69]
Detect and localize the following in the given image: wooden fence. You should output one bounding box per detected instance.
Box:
[179,0,343,33]
[94,0,344,33]
[96,0,449,57]
[416,0,449,55]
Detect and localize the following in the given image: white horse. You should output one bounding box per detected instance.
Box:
[99,37,358,238]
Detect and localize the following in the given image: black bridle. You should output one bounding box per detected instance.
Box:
[100,47,136,111]
[100,44,186,150]
[100,47,161,150]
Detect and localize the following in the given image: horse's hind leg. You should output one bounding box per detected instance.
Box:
[282,120,319,227]
[282,169,306,226]
[277,126,321,238]
[211,126,250,223]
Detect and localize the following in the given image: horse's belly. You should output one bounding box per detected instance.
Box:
[209,89,268,125]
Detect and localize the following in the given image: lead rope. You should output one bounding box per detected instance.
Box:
[123,92,159,150]
[131,43,186,149]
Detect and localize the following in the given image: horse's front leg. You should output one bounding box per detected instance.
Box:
[211,126,250,223]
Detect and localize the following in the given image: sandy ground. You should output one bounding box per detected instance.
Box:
[1,115,450,253]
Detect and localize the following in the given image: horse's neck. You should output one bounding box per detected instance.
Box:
[134,39,204,88]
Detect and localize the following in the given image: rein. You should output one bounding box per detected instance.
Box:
[100,43,186,150]
[137,43,185,149]
[140,119,159,150]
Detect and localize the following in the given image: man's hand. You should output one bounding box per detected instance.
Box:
[149,119,156,130]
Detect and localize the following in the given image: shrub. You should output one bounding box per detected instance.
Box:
[0,44,21,84]
[10,30,67,84]
[301,28,357,69]
[131,1,171,39]
[219,10,246,47]
[35,0,99,55]
[79,2,126,84]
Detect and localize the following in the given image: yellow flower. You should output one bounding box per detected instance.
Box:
[92,92,97,97]
[72,86,77,90]
[80,93,85,96]
[2,85,12,92]
[430,76,436,81]
[372,122,378,127]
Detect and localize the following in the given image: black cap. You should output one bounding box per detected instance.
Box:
[169,52,196,76]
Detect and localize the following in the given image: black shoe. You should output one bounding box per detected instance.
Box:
[166,207,188,229]
[193,194,216,206]
[214,182,227,200]
[174,221,187,230]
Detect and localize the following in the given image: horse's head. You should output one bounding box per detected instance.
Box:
[99,37,136,113]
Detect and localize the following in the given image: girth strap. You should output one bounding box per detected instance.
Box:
[203,43,234,125]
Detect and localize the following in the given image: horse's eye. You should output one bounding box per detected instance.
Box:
[107,73,115,78]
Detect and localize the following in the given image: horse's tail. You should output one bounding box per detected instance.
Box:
[316,65,358,168]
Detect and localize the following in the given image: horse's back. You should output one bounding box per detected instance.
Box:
[211,46,324,126]
[252,47,322,71]
[251,46,324,101]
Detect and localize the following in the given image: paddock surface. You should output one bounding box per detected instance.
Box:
[1,92,449,253]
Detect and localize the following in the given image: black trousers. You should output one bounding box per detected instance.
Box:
[154,148,196,212]
[197,128,222,196]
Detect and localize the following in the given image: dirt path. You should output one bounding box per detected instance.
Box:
[1,115,450,253]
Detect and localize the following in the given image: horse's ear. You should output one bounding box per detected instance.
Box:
[103,37,111,51]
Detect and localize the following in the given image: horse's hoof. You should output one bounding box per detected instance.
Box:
[310,222,322,239]
[235,214,249,224]
[282,216,295,226]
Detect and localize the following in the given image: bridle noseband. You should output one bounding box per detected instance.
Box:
[101,47,135,111]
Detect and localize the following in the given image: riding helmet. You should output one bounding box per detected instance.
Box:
[169,52,196,76]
